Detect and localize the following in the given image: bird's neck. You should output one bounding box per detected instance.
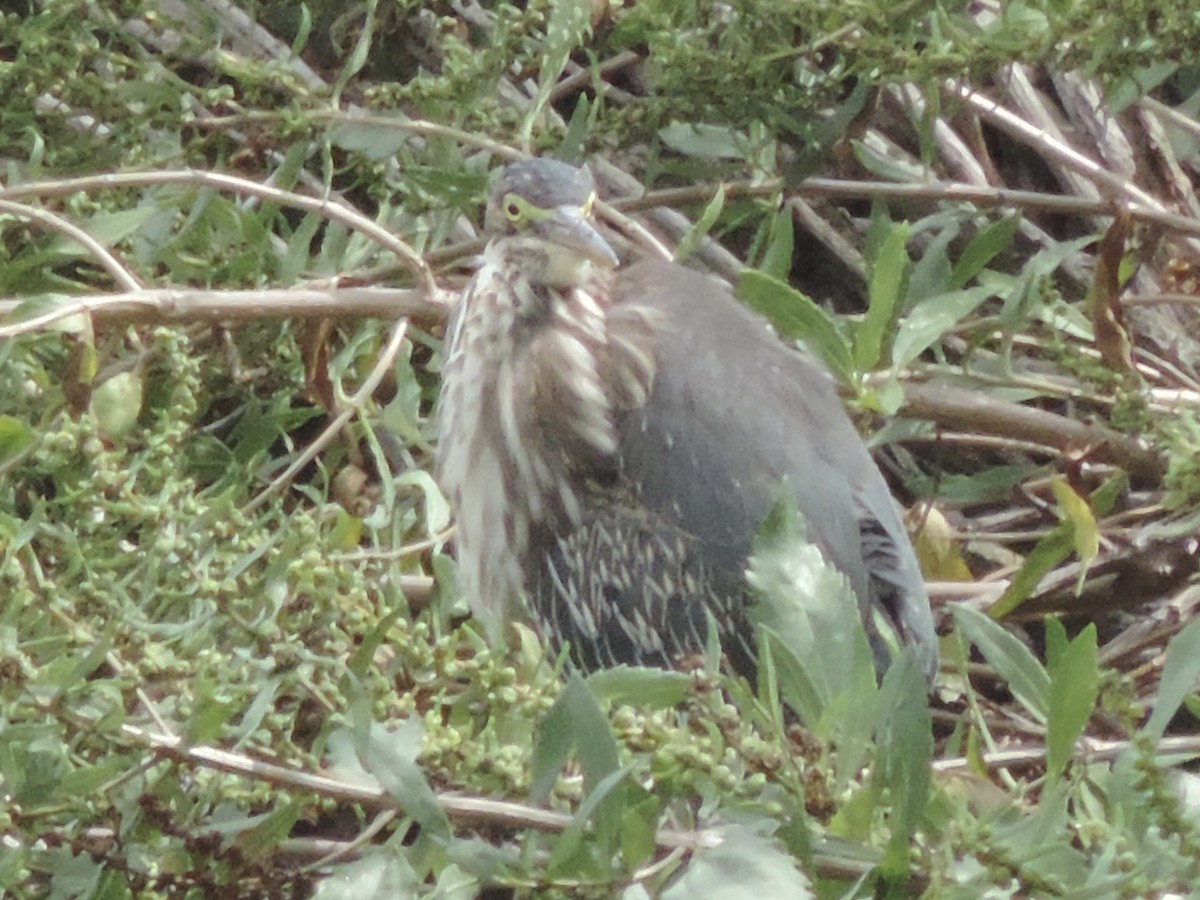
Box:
[488,236,613,292]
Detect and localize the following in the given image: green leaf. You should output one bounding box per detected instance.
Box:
[429,863,480,900]
[0,415,35,464]
[357,719,451,841]
[1,292,89,333]
[675,184,726,263]
[530,693,576,803]
[1144,617,1200,741]
[313,848,421,899]
[1000,235,1096,331]
[747,500,877,740]
[56,758,127,798]
[531,673,620,802]
[520,0,592,145]
[47,207,160,255]
[332,0,377,106]
[89,371,143,439]
[988,522,1074,619]
[658,122,748,159]
[186,671,238,743]
[857,221,909,371]
[891,285,996,369]
[1050,476,1100,592]
[737,269,855,387]
[759,203,794,281]
[619,792,661,871]
[906,223,958,304]
[952,605,1050,721]
[546,766,631,875]
[329,508,363,550]
[951,214,1021,288]
[1044,619,1099,779]
[280,212,323,282]
[907,463,1036,506]
[874,652,933,881]
[240,802,302,860]
[328,121,409,162]
[587,666,693,708]
[661,825,813,899]
[559,94,594,163]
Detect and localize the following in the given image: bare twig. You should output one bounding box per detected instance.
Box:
[899,382,1168,480]
[0,199,142,293]
[0,286,449,338]
[935,733,1200,774]
[118,719,722,852]
[244,319,413,512]
[0,170,438,296]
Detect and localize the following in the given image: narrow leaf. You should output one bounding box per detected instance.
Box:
[546,766,630,875]
[950,214,1021,288]
[952,605,1050,721]
[358,720,451,840]
[759,203,794,281]
[1050,476,1100,593]
[875,652,933,883]
[587,666,692,708]
[1044,620,1099,779]
[531,673,620,802]
[675,184,726,263]
[658,122,748,159]
[858,221,909,371]
[519,0,592,145]
[891,285,996,369]
[988,523,1073,620]
[1145,617,1200,741]
[737,269,855,387]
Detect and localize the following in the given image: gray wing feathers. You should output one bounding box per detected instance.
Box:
[611,260,937,680]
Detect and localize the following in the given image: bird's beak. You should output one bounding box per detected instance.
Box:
[536,206,619,269]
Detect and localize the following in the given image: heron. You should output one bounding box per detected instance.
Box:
[437,158,937,685]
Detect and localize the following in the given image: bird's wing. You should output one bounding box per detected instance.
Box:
[609,259,937,681]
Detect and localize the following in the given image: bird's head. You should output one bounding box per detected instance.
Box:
[484,159,619,287]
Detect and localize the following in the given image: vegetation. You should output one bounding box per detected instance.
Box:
[2,0,1200,896]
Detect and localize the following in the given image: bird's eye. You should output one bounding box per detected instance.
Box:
[504,198,523,221]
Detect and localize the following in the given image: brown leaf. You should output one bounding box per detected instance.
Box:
[62,331,98,416]
[301,318,336,411]
[1089,213,1139,382]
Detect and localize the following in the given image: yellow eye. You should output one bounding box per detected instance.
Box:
[503,196,523,221]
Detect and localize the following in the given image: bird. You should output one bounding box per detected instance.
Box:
[437,157,937,685]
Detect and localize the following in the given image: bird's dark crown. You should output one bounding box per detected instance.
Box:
[485,158,599,234]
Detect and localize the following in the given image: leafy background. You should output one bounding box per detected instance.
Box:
[3,0,1200,897]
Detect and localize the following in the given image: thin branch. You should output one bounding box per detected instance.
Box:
[0,286,450,338]
[0,199,142,293]
[311,110,525,162]
[244,319,412,512]
[1124,292,1200,307]
[118,719,722,852]
[899,382,1168,480]
[953,80,1200,255]
[0,170,438,296]
[621,176,1200,240]
[935,733,1200,774]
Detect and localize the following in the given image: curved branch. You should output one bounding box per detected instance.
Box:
[899,382,1168,481]
[0,198,142,292]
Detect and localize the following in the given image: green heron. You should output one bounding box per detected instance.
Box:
[438,158,937,683]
